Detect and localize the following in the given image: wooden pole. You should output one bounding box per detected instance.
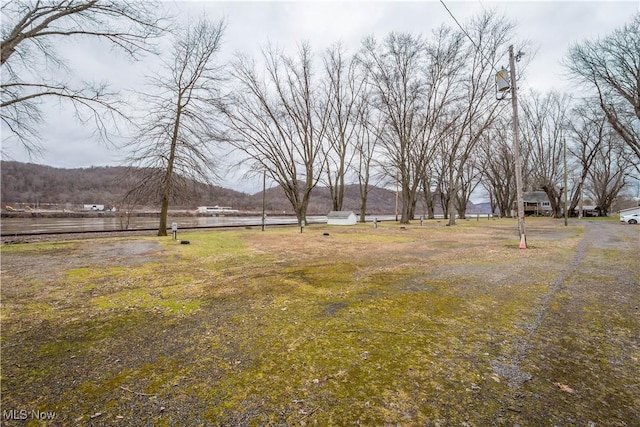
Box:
[509,45,527,248]
[564,137,568,226]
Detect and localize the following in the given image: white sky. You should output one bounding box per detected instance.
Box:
[1,0,639,194]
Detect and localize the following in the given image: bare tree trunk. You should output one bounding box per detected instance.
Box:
[422,178,436,219]
[447,171,457,226]
[158,106,181,236]
[447,191,456,225]
[541,184,563,218]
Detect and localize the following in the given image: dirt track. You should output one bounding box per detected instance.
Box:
[493,221,639,425]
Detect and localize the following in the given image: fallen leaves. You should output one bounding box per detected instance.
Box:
[554,382,575,394]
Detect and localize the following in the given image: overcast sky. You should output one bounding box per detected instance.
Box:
[1,0,638,194]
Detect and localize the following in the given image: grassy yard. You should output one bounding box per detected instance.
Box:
[1,218,638,426]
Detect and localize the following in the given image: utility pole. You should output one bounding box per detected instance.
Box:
[563,137,568,226]
[508,45,527,249]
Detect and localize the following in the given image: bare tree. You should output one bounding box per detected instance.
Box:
[220,43,328,225]
[360,30,460,223]
[320,43,366,211]
[565,13,640,162]
[454,156,483,219]
[415,25,467,221]
[126,18,225,236]
[352,88,384,222]
[566,100,608,215]
[1,0,168,151]
[478,121,516,217]
[439,11,514,225]
[585,132,634,216]
[520,90,571,218]
[363,34,418,223]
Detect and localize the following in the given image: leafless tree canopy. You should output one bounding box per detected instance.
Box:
[520,90,572,218]
[567,100,636,216]
[358,32,434,223]
[357,11,514,224]
[125,18,225,236]
[438,11,514,224]
[0,0,168,151]
[320,42,367,212]
[220,43,329,225]
[2,4,634,220]
[565,13,640,161]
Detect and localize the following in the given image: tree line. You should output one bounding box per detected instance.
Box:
[2,1,638,235]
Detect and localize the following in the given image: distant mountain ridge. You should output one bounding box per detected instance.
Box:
[1,161,489,215]
[0,161,398,214]
[1,160,258,209]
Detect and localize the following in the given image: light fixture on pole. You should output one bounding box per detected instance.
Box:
[495,67,510,100]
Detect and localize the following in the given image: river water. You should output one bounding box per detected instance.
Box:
[0,214,409,234]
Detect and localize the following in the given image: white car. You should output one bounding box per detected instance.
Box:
[620,213,640,224]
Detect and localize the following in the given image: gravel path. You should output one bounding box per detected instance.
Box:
[492,221,639,421]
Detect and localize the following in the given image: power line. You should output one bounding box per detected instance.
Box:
[439,0,502,75]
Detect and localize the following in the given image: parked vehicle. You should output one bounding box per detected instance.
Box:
[620,213,640,224]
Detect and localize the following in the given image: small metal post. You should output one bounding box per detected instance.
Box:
[395,174,399,222]
[373,217,378,229]
[262,170,266,231]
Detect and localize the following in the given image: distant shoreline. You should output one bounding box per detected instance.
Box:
[0,210,278,219]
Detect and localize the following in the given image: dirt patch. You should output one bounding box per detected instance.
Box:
[1,239,164,283]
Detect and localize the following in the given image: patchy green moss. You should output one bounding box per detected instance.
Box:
[2,219,636,426]
[92,289,201,315]
[0,241,79,254]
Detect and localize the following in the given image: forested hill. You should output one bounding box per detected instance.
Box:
[0,161,403,214]
[2,161,139,207]
[0,161,258,211]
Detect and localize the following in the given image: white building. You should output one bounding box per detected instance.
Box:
[196,206,239,214]
[83,204,104,211]
[327,211,357,225]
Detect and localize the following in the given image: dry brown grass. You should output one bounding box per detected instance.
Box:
[1,218,638,426]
